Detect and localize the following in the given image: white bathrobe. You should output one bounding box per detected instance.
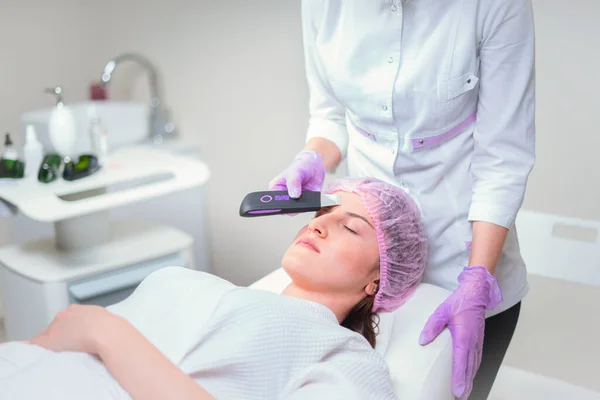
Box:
[0,267,397,399]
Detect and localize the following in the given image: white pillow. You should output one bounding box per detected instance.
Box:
[375,283,454,400]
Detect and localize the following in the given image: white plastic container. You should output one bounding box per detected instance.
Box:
[88,105,109,165]
[23,125,44,179]
[48,104,77,158]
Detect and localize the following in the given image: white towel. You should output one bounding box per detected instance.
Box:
[0,267,397,399]
[109,267,397,399]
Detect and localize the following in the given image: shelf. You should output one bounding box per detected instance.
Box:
[0,145,210,222]
[0,220,193,282]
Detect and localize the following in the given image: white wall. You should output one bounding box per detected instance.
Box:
[0,1,111,140]
[523,0,600,219]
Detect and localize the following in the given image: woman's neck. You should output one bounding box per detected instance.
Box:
[281,283,358,323]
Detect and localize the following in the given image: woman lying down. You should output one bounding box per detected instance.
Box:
[0,177,428,400]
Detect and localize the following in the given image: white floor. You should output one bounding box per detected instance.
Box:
[499,274,600,394]
[489,365,600,400]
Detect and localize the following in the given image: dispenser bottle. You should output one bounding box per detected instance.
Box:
[24,125,44,180]
[88,105,109,165]
[46,86,77,157]
[2,133,17,161]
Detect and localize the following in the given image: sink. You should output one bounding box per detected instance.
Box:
[20,101,149,155]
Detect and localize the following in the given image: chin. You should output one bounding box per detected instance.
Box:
[282,250,332,293]
[281,250,304,275]
[282,248,313,282]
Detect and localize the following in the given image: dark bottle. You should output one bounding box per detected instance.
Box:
[0,133,24,179]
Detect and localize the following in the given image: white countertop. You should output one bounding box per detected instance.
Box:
[0,144,210,223]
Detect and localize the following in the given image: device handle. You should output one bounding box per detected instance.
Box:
[239,190,322,217]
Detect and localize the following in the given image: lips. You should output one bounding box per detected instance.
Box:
[296,237,320,253]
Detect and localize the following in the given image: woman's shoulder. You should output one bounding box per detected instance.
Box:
[107,267,237,318]
[219,290,374,345]
[142,266,234,288]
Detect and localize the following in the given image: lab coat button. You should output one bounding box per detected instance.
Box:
[382,105,388,111]
[391,4,398,11]
[388,57,394,63]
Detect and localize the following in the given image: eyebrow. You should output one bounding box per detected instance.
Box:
[345,212,374,229]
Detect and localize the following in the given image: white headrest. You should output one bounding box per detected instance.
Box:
[374,283,454,399]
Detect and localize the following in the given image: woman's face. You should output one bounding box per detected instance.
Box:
[282,191,380,298]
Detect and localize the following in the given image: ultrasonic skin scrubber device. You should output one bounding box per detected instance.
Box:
[239,190,341,217]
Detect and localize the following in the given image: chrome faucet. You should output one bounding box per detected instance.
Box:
[100,53,176,144]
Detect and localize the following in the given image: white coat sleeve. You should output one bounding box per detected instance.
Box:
[282,351,397,400]
[301,0,349,159]
[467,0,536,228]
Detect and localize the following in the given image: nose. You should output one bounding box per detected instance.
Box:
[308,217,327,238]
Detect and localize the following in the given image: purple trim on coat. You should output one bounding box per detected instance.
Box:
[411,111,476,150]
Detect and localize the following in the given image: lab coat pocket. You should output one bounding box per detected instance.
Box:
[448,72,479,100]
[446,72,479,113]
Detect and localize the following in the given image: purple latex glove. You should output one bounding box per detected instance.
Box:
[419,266,503,400]
[268,149,326,198]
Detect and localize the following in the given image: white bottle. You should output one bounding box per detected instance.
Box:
[88,105,109,165]
[23,125,44,180]
[48,104,77,157]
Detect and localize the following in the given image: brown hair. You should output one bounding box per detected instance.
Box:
[341,285,380,348]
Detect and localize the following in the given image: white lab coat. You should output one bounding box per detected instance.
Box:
[302,0,535,316]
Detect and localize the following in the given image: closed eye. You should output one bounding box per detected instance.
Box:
[344,226,358,235]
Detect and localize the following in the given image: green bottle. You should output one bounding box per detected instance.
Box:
[0,133,24,179]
